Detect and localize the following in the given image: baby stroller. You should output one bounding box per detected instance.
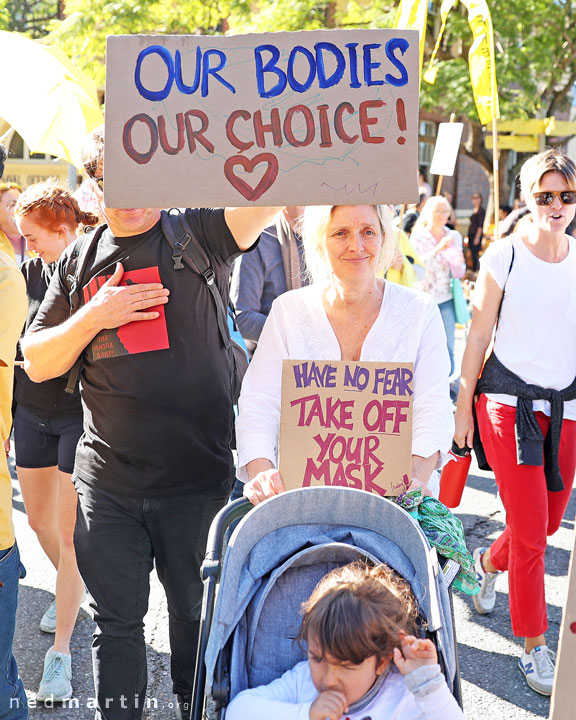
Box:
[191,486,463,719]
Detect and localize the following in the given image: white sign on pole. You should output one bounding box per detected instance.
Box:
[429,122,464,177]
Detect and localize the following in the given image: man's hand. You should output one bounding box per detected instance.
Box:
[87,263,170,332]
[393,633,437,676]
[309,690,348,720]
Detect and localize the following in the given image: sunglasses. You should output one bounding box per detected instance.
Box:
[533,190,576,206]
[93,176,104,192]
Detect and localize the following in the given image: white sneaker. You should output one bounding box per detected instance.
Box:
[472,547,501,614]
[518,645,556,696]
[39,599,57,633]
[36,649,73,702]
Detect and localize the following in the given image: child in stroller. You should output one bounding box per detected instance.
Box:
[226,560,464,720]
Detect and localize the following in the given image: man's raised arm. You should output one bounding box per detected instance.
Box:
[224,207,284,251]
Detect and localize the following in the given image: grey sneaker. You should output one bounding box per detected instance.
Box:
[472,547,501,614]
[518,645,556,696]
[39,599,57,633]
[36,649,73,702]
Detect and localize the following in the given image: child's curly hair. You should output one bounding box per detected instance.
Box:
[298,561,420,665]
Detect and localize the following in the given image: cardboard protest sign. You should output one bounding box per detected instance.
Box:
[549,527,576,720]
[104,29,419,208]
[279,360,413,496]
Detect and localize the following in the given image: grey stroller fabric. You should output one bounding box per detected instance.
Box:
[203,487,455,701]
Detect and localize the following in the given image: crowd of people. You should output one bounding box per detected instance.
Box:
[0,128,574,720]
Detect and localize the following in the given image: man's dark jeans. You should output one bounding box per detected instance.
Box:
[74,477,229,720]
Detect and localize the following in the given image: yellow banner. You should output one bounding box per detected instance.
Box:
[394,0,429,83]
[423,0,499,125]
[423,0,457,84]
[461,0,499,125]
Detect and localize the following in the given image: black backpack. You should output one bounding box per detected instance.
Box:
[63,210,248,403]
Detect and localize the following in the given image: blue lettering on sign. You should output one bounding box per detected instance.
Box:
[135,46,174,102]
[175,48,202,95]
[315,42,345,89]
[134,45,236,100]
[254,44,288,98]
[345,43,362,89]
[201,49,236,97]
[287,46,316,93]
[363,44,384,87]
[385,38,409,87]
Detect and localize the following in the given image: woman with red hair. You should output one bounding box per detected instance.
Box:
[14,180,98,702]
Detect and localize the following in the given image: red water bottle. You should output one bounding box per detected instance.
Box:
[439,441,472,508]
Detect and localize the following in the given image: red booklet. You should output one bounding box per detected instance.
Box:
[83,266,170,361]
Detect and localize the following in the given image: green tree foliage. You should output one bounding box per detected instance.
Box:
[45,0,251,86]
[422,0,576,203]
[0,0,61,36]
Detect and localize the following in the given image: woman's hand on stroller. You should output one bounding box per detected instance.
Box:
[393,632,438,676]
[244,459,285,505]
[309,689,348,720]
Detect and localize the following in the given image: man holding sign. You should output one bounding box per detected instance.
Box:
[237,204,454,505]
[21,125,282,719]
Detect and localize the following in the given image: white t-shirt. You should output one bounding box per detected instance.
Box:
[226,660,464,720]
[236,282,455,497]
[479,234,576,420]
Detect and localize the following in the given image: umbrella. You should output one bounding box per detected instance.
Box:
[0,30,103,170]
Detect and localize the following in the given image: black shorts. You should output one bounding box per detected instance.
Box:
[14,405,84,475]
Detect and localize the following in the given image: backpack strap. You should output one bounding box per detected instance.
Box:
[64,225,107,393]
[495,241,515,328]
[160,209,231,350]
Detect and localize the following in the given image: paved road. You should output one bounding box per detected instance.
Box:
[10,450,575,720]
[9,324,575,719]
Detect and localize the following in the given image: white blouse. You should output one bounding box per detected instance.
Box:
[236,282,454,495]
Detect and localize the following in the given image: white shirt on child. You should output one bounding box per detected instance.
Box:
[478,234,576,420]
[225,660,464,720]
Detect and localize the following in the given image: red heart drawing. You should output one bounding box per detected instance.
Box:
[224,153,279,202]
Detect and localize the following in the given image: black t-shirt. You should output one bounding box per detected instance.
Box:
[30,208,244,497]
[468,207,486,242]
[15,258,82,418]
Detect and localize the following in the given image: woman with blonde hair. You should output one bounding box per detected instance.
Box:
[236,204,454,505]
[14,179,98,702]
[455,148,576,695]
[410,196,465,377]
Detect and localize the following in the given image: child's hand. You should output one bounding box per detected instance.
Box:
[309,689,348,720]
[393,632,438,676]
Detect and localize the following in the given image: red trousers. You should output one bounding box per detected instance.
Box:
[476,394,576,638]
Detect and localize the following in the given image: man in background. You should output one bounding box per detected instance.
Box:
[230,206,307,357]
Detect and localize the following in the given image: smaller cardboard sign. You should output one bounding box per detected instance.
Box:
[549,527,576,720]
[429,122,463,177]
[279,360,413,496]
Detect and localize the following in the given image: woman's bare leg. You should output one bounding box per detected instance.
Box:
[51,471,84,654]
[17,465,60,568]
